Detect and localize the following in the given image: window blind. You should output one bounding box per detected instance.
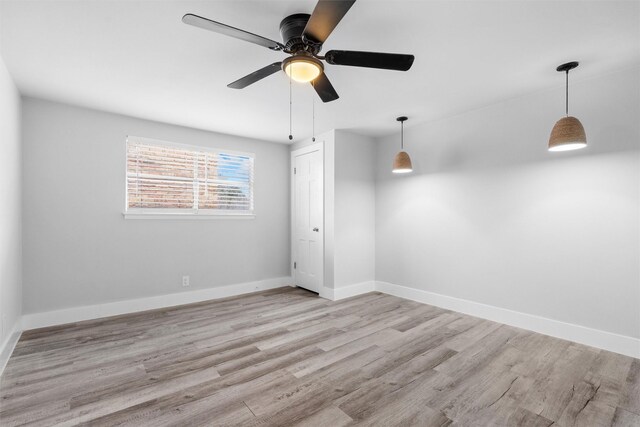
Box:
[126,137,254,214]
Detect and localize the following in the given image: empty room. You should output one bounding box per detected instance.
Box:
[0,0,639,425]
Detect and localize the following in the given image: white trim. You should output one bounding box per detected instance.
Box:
[0,323,22,377]
[319,281,377,301]
[123,212,255,220]
[375,281,640,359]
[291,142,325,157]
[333,281,376,301]
[21,277,292,331]
[319,287,335,300]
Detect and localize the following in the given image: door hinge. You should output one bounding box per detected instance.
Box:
[294,167,296,174]
[294,262,297,269]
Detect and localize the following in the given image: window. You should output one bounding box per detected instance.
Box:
[125,137,254,217]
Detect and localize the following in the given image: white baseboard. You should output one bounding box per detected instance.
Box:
[319,286,334,300]
[335,281,376,300]
[321,280,376,301]
[376,281,640,359]
[21,276,292,331]
[0,323,22,377]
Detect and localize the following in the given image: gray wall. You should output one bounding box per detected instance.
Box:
[22,98,290,314]
[374,66,640,339]
[0,54,22,345]
[334,130,375,288]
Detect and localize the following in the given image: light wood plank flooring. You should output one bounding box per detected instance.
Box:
[1,287,638,426]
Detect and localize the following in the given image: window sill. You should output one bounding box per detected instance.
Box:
[122,212,255,220]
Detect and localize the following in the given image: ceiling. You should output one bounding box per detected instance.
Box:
[1,1,638,143]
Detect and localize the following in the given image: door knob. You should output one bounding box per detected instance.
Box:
[313,227,319,232]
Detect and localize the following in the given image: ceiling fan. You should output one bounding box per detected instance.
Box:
[182,0,415,103]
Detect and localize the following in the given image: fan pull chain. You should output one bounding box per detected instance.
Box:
[288,69,293,141]
[312,80,316,142]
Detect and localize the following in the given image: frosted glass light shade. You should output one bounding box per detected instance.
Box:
[392,151,413,174]
[283,57,322,83]
[548,116,587,152]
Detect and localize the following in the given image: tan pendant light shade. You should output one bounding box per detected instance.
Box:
[548,61,587,152]
[548,116,587,151]
[392,116,413,174]
[393,151,413,173]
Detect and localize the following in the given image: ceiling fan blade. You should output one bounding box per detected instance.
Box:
[312,72,339,103]
[228,62,283,89]
[183,13,285,51]
[302,0,356,45]
[325,50,415,71]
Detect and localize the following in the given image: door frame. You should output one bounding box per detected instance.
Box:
[290,141,324,295]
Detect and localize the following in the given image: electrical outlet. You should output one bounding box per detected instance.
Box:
[182,276,190,287]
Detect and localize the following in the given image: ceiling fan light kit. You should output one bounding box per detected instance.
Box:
[283,55,323,83]
[393,116,413,174]
[548,61,587,152]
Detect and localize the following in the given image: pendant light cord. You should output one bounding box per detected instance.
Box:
[401,120,404,150]
[565,70,569,117]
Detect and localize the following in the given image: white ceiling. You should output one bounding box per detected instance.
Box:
[1,0,638,143]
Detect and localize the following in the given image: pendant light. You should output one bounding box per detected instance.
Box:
[548,61,587,152]
[393,116,413,174]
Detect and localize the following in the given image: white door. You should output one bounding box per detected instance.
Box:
[292,146,323,293]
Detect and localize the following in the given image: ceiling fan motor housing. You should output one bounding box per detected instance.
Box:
[279,14,314,53]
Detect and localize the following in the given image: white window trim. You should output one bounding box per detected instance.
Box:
[124,136,255,219]
[123,212,255,220]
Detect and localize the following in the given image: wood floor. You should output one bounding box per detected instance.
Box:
[1,287,638,427]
